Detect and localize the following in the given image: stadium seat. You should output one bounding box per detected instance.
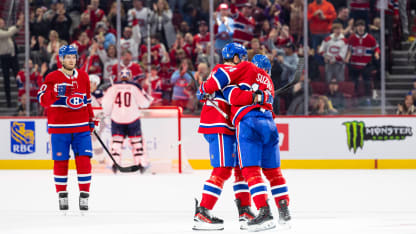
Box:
[338,81,355,98]
[310,81,328,95]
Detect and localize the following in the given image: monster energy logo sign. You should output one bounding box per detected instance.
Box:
[343,121,413,153]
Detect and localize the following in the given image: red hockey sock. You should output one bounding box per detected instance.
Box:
[53,160,69,193]
[263,167,289,208]
[75,156,92,193]
[242,166,268,209]
[233,166,251,207]
[200,167,232,210]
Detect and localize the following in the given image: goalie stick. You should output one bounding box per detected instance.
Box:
[93,130,141,173]
[274,57,305,96]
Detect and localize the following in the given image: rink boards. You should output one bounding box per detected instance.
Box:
[0,115,415,169]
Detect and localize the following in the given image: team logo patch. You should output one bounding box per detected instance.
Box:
[66,94,85,109]
[10,121,35,154]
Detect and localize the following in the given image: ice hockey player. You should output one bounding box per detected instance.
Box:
[37,45,95,212]
[102,68,153,173]
[193,43,255,231]
[200,45,291,231]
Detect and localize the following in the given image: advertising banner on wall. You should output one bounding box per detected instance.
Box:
[0,116,414,162]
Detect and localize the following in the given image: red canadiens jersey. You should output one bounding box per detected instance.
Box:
[193,33,211,52]
[111,62,145,82]
[198,64,235,135]
[16,70,43,101]
[37,69,94,134]
[202,61,274,126]
[150,75,163,105]
[348,33,380,69]
[230,5,255,45]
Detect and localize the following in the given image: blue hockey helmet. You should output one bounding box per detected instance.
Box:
[59,45,78,60]
[222,42,247,61]
[251,54,271,75]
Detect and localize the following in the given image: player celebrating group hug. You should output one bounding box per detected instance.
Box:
[194,42,291,232]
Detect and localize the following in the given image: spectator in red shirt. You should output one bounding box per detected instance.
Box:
[193,20,210,55]
[307,0,337,60]
[72,12,94,41]
[345,20,380,100]
[84,0,105,32]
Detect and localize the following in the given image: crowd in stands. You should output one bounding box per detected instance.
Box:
[0,0,414,116]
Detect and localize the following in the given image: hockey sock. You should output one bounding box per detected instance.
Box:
[75,156,92,193]
[242,166,268,209]
[233,166,251,207]
[263,167,289,208]
[200,167,232,210]
[53,160,69,193]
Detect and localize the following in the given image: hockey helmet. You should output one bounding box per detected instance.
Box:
[222,42,247,61]
[59,45,78,60]
[251,54,271,75]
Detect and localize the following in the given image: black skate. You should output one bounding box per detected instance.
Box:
[58,191,68,211]
[79,192,89,211]
[247,205,276,232]
[192,199,224,231]
[235,199,255,230]
[278,199,291,224]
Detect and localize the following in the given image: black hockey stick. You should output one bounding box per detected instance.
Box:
[274,57,305,96]
[93,131,141,172]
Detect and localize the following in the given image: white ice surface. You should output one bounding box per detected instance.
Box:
[0,170,415,234]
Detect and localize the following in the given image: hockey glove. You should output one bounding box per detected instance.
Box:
[89,120,100,133]
[253,90,273,105]
[197,83,212,101]
[54,83,74,97]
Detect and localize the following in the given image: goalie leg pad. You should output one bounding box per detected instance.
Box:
[200,167,232,210]
[111,135,124,160]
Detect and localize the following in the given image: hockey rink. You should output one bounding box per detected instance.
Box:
[0,169,415,234]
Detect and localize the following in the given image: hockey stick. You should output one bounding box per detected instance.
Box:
[93,131,141,173]
[206,98,229,119]
[274,57,305,96]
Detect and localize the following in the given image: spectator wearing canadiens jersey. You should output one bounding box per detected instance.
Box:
[229,0,256,46]
[318,22,348,82]
[345,20,380,100]
[37,45,96,212]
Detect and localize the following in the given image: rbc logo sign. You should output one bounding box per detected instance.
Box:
[11,121,35,154]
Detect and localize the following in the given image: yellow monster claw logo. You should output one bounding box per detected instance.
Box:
[11,122,34,145]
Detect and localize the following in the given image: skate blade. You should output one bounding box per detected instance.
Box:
[60,210,68,216]
[247,220,276,232]
[239,220,249,230]
[192,221,224,231]
[277,220,292,230]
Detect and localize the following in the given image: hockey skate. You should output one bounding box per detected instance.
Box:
[192,199,224,231]
[247,205,276,232]
[278,199,291,224]
[111,164,118,174]
[79,192,89,211]
[235,199,255,230]
[58,191,69,211]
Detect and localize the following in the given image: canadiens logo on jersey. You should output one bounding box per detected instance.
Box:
[10,121,35,154]
[66,94,86,109]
